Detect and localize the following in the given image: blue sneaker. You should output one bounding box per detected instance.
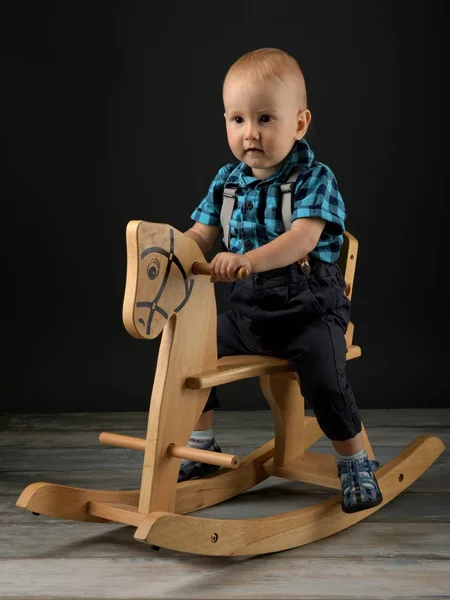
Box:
[337,454,383,514]
[177,438,223,482]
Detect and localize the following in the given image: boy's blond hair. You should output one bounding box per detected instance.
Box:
[223,48,307,108]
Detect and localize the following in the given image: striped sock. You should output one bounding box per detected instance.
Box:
[188,428,214,445]
[336,448,366,462]
[182,428,214,467]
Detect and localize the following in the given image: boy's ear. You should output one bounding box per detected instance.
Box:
[295,109,311,140]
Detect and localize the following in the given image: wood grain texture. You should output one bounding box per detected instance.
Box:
[133,435,445,556]
[259,373,306,466]
[0,557,449,600]
[185,345,361,389]
[1,522,449,559]
[121,221,220,515]
[2,411,449,598]
[6,408,449,431]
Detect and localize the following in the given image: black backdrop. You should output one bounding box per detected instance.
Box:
[2,1,448,412]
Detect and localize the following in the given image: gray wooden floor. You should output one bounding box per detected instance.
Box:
[1,409,449,600]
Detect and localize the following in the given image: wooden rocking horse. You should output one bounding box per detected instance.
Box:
[16,221,445,556]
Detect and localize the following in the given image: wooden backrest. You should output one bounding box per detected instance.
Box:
[337,231,358,300]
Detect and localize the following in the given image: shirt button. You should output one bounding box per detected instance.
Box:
[254,274,265,284]
[246,201,253,210]
[245,240,253,250]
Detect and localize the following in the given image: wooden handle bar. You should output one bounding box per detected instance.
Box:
[192,261,250,280]
[99,432,240,469]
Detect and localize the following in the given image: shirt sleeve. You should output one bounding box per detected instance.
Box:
[190,163,237,227]
[291,164,346,235]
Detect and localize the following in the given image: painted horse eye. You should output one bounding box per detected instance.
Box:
[147,258,160,280]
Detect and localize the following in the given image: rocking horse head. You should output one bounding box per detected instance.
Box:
[122,221,200,340]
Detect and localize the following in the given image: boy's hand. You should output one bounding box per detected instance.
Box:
[210,252,253,282]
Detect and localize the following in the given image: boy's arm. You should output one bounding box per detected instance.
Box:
[245,217,325,273]
[184,222,222,256]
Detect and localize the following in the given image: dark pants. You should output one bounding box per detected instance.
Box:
[203,260,362,441]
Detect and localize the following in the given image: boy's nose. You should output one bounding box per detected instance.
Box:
[245,126,260,140]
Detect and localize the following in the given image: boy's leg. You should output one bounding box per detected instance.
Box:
[193,410,214,430]
[278,312,383,513]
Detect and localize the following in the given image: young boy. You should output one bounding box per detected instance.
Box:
[182,48,382,514]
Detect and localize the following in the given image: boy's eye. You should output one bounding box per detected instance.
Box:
[232,115,273,124]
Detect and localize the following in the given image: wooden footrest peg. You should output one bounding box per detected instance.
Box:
[99,432,240,469]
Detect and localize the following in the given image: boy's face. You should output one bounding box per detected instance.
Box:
[223,75,311,179]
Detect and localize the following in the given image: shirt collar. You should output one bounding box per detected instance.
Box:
[235,138,315,188]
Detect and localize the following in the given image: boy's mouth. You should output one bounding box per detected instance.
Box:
[246,148,263,153]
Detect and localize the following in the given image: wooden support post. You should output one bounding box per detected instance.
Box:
[259,373,309,467]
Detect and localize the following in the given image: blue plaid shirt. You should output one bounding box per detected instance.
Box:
[190,139,346,263]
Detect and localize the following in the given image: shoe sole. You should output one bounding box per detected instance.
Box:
[341,493,384,514]
[178,461,221,483]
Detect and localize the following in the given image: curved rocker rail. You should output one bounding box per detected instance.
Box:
[134,435,445,556]
[15,439,279,522]
[15,416,326,522]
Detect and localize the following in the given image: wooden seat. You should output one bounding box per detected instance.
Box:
[185,347,361,389]
[15,221,445,557]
